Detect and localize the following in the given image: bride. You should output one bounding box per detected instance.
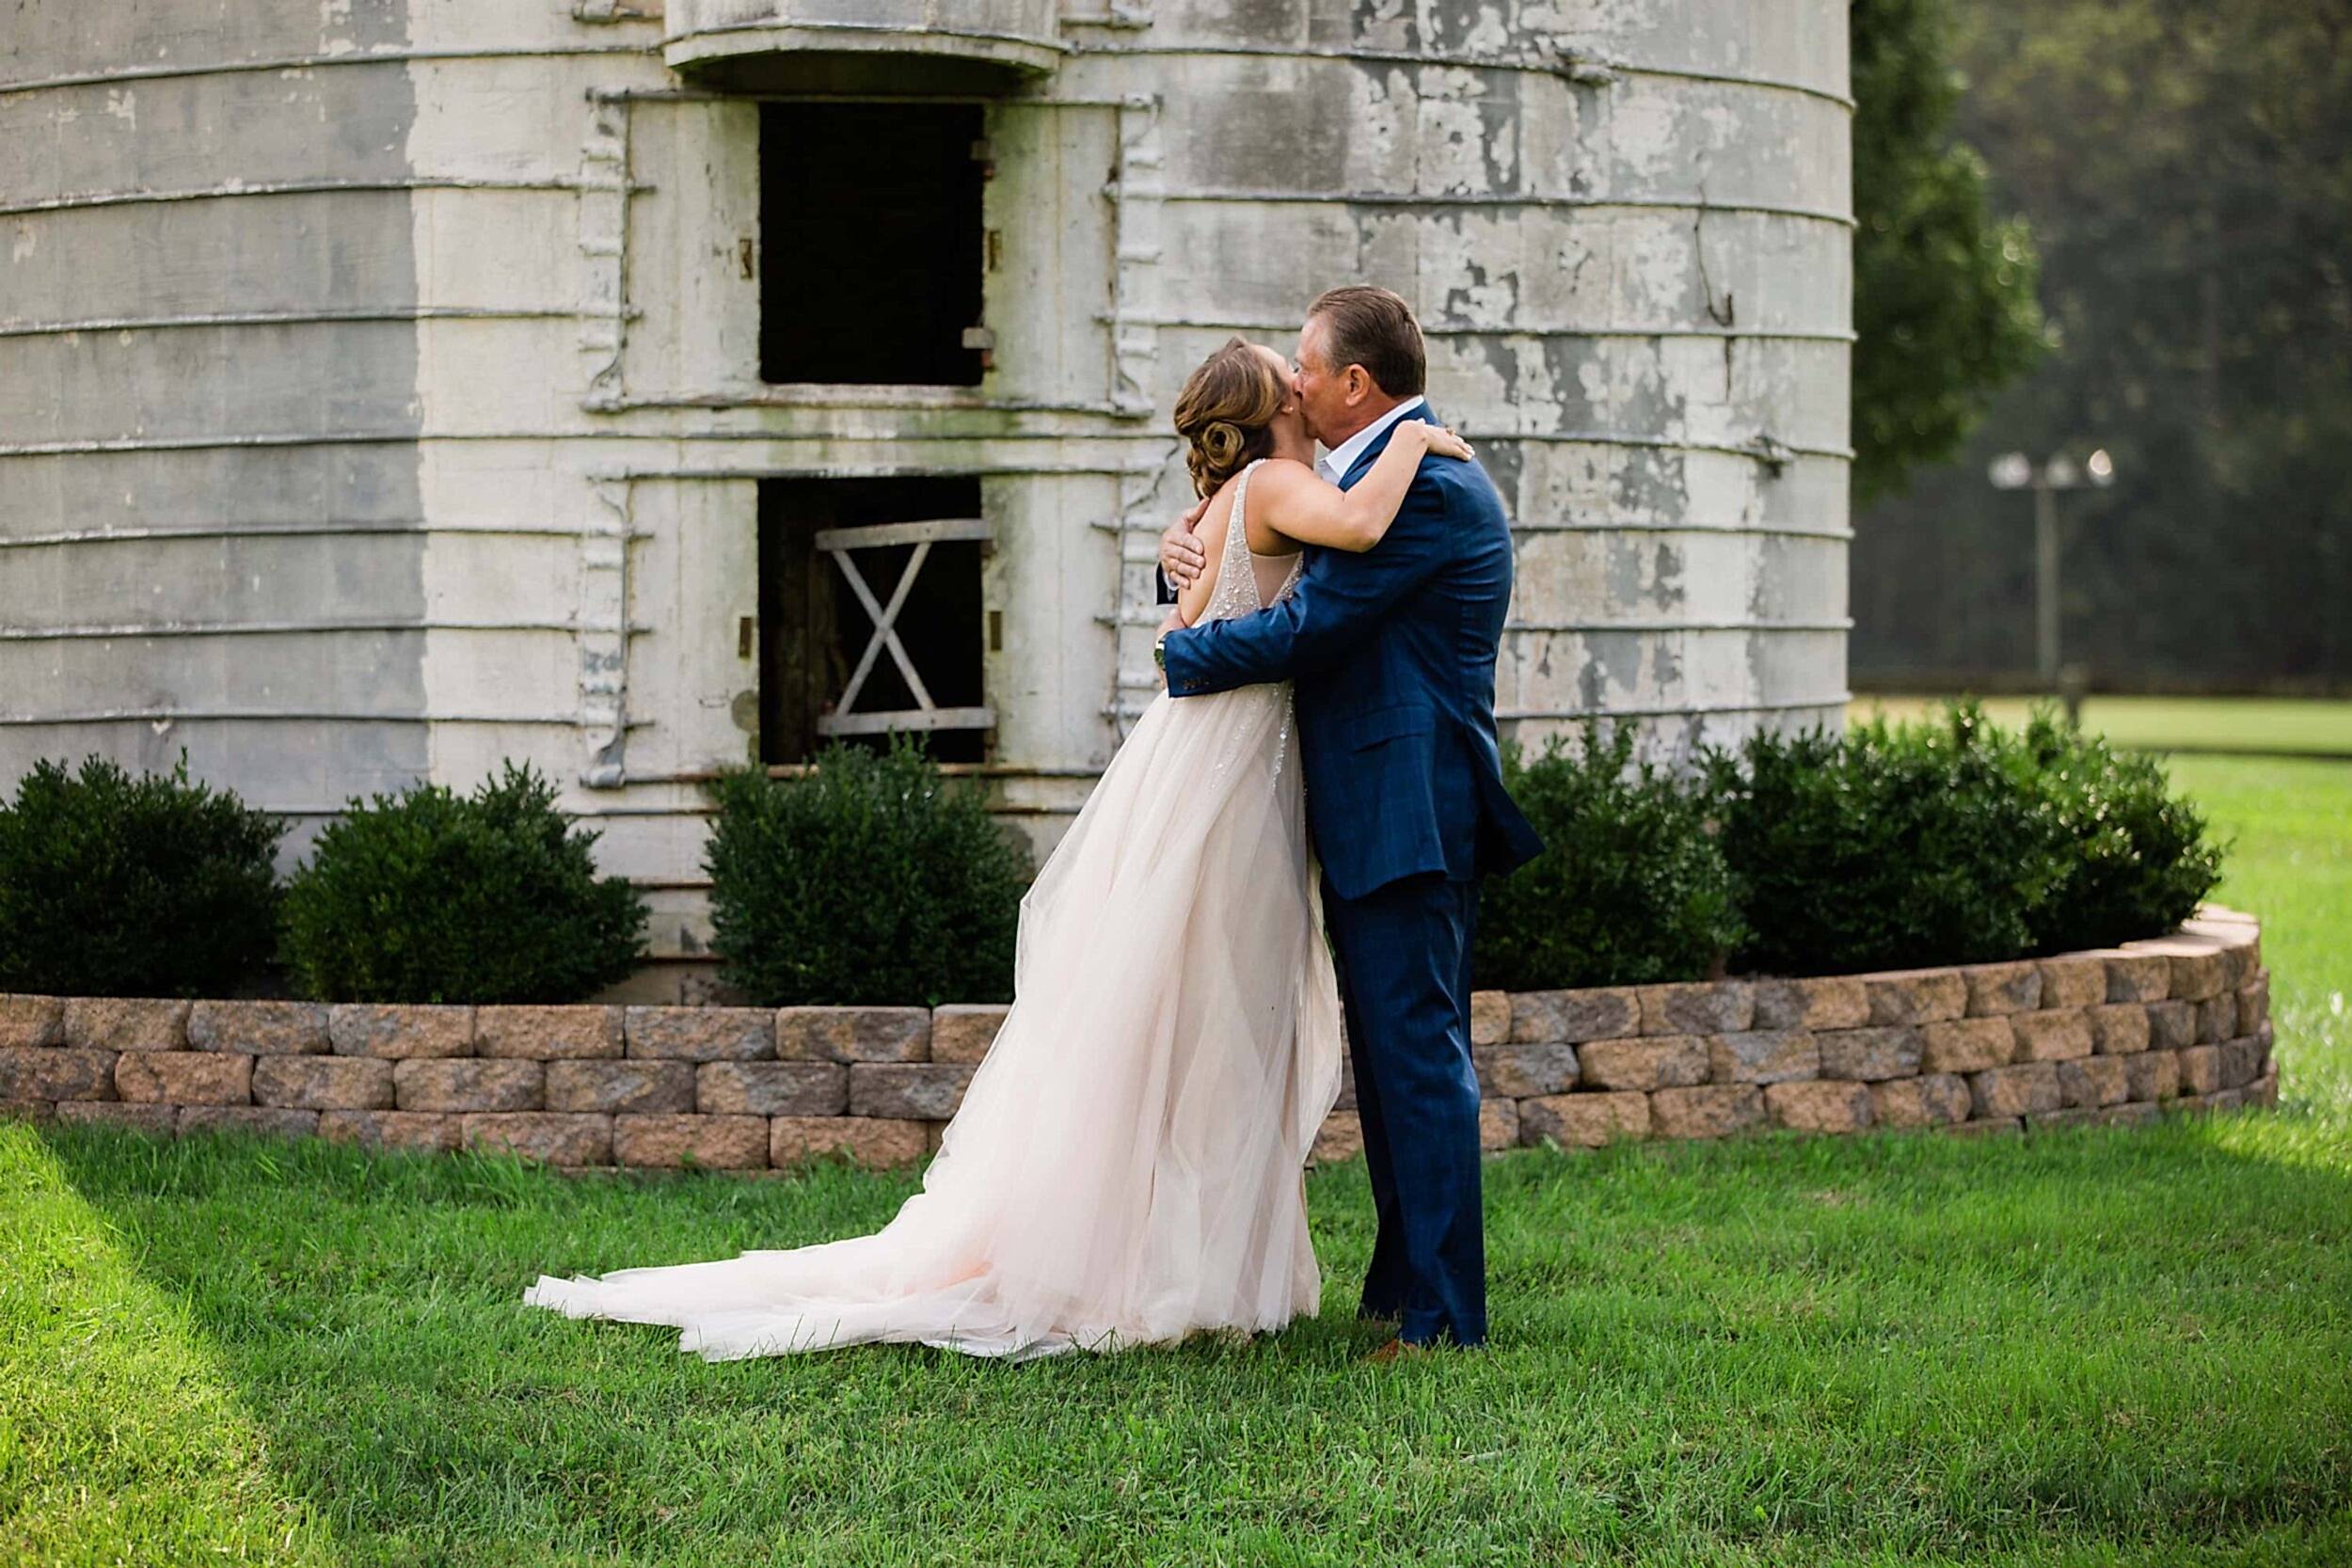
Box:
[521,337,1471,1361]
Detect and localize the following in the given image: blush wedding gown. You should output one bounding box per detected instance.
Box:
[522,458,1346,1361]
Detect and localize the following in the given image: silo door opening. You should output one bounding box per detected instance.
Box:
[758,102,988,387]
[756,477,992,766]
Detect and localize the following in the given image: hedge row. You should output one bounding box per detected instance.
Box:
[0,752,647,1005]
[0,737,1025,1009]
[1475,701,2226,990]
[0,705,2224,1006]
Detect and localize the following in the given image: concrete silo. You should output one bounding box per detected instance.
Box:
[0,0,1850,1000]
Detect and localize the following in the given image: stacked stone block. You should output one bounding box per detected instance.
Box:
[1461,904,2274,1150]
[0,907,2281,1170]
[0,992,1009,1175]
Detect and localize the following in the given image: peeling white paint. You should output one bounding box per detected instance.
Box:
[2,0,1851,978]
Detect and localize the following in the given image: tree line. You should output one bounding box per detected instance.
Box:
[1851,0,2350,691]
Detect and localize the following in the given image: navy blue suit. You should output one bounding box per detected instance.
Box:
[1160,408,1543,1347]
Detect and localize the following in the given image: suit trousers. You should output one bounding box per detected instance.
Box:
[1321,868,1486,1347]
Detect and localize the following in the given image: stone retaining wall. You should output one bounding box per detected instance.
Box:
[0,906,2278,1173]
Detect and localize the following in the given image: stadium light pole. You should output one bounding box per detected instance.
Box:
[1989,448,2116,690]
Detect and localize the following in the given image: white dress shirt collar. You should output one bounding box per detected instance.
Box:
[1315,394,1428,485]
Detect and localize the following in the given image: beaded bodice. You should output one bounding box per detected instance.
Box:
[1200,458,1303,624]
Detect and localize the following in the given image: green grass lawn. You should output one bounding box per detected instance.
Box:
[5,753,2349,1566]
[1851,693,2352,756]
[2167,755,2351,1114]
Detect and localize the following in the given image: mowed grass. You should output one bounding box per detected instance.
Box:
[1851,693,2352,756]
[4,755,2348,1566]
[2167,755,2352,1115]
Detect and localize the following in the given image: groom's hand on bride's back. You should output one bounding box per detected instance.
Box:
[1159,495,1211,594]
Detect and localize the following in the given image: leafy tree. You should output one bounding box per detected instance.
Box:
[1851,0,2049,503]
[1853,0,2352,690]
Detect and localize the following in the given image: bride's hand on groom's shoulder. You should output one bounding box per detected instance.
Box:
[1406,420,1474,461]
[1161,495,1210,589]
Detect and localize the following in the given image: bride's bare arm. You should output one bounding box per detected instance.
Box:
[1250,420,1473,553]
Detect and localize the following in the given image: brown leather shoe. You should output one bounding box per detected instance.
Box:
[1360,1336,1433,1365]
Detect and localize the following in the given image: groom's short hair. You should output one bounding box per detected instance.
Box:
[1308,285,1426,399]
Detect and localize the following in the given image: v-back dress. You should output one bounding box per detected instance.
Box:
[521,458,1344,1361]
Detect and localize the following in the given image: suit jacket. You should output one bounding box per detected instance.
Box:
[1159,408,1545,902]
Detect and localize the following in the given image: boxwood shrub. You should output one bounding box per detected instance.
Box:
[703,736,1029,1007]
[277,759,648,1004]
[1696,701,2068,975]
[0,749,286,998]
[1473,718,1747,991]
[1684,700,2230,982]
[2005,706,2227,955]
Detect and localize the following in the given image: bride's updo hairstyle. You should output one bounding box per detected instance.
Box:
[1172,335,1285,499]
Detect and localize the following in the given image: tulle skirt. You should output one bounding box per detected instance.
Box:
[521,679,1345,1361]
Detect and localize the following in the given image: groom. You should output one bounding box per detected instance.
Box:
[1153,285,1543,1354]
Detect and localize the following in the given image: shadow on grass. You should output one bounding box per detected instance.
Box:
[18,1108,2352,1567]
[0,1122,346,1563]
